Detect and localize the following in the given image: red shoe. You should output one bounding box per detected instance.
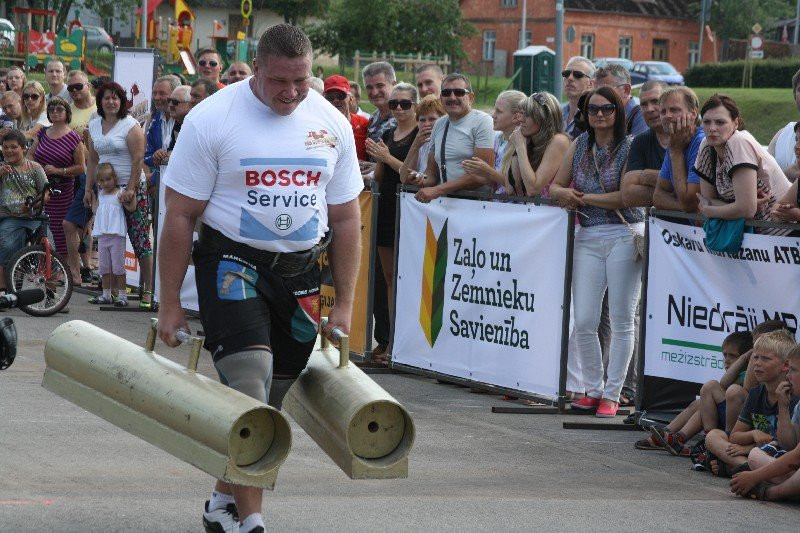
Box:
[571,396,601,410]
[596,400,619,418]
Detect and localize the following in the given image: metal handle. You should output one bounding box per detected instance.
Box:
[147,318,204,372]
[320,318,350,368]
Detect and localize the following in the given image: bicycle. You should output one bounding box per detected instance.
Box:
[4,184,73,316]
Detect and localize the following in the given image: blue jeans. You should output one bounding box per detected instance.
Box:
[0,217,53,266]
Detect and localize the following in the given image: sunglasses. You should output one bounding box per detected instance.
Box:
[48,105,67,113]
[324,92,347,102]
[440,88,470,98]
[168,98,188,106]
[67,83,84,92]
[530,92,548,107]
[561,69,589,80]
[586,104,616,116]
[198,60,219,67]
[22,94,40,101]
[388,99,413,110]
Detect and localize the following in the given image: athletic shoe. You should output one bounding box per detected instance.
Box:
[571,396,601,410]
[595,400,619,418]
[650,427,687,456]
[203,500,239,533]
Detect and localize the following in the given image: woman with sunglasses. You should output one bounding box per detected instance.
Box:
[5,67,25,97]
[365,83,419,360]
[29,97,86,274]
[85,82,153,308]
[462,92,569,198]
[550,86,643,418]
[20,81,50,141]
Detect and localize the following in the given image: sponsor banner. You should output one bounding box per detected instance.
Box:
[113,48,157,129]
[319,190,374,354]
[124,237,140,288]
[644,217,800,385]
[393,192,570,399]
[154,166,199,312]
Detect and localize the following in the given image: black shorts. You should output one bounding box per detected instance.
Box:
[193,243,321,377]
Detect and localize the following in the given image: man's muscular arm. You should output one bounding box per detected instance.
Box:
[325,197,361,337]
[157,188,207,346]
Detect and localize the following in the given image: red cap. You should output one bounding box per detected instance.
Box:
[324,75,351,95]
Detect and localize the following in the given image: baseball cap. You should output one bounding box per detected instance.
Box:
[324,75,351,95]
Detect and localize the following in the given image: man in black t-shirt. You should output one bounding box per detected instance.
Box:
[621,80,668,208]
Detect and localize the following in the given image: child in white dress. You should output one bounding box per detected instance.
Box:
[88,163,136,306]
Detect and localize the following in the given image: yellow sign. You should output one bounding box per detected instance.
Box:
[60,41,77,53]
[752,23,762,34]
[241,0,252,19]
[319,190,374,355]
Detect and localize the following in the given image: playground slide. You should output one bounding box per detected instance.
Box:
[85,59,109,77]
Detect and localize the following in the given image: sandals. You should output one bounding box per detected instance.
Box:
[619,392,635,407]
[744,481,773,501]
[730,462,751,476]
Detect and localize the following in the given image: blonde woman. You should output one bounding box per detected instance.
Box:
[5,67,25,97]
[20,81,50,140]
[462,92,569,197]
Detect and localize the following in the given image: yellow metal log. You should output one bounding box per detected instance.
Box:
[41,320,291,489]
[283,326,414,479]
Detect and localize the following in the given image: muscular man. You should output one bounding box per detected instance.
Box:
[158,24,362,533]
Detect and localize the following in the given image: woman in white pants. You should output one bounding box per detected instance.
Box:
[550,86,644,417]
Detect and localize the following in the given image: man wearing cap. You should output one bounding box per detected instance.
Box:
[324,75,368,161]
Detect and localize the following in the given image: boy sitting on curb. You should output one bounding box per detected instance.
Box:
[730,344,800,500]
[636,331,752,454]
[703,330,798,477]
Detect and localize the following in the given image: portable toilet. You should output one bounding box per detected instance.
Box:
[512,46,556,95]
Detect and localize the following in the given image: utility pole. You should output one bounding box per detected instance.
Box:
[555,0,563,100]
[794,0,800,45]
[519,0,527,50]
[698,0,707,65]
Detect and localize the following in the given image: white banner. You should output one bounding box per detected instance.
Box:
[154,167,199,312]
[124,236,140,288]
[393,192,570,399]
[644,217,800,385]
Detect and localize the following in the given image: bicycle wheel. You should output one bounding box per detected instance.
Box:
[5,245,73,316]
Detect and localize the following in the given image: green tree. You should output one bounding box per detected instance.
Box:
[306,0,474,60]
[267,0,330,26]
[694,0,794,40]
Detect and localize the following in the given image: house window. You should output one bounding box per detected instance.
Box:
[652,39,669,61]
[689,41,700,67]
[501,0,518,6]
[618,36,632,59]
[483,30,496,60]
[580,34,594,59]
[518,30,532,48]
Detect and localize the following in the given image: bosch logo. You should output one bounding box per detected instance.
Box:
[276,214,292,230]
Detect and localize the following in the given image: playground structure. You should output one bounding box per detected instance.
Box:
[0,7,108,75]
[138,0,253,78]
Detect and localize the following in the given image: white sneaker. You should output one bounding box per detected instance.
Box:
[203,500,239,533]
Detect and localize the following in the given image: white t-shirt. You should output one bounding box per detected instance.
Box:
[88,115,144,186]
[430,109,494,183]
[163,83,362,253]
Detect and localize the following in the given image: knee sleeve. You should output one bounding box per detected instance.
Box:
[268,377,296,410]
[214,349,273,403]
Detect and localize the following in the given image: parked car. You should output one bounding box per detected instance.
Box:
[0,18,15,49]
[593,57,634,71]
[84,25,114,53]
[630,61,684,86]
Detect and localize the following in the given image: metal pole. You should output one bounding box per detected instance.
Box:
[555,0,563,100]
[794,0,800,45]
[698,0,706,65]
[141,0,147,48]
[519,0,527,50]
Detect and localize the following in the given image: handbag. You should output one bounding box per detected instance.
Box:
[702,217,751,254]
[591,145,645,262]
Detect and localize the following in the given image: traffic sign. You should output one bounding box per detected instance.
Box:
[751,50,764,59]
[752,23,762,34]
[751,35,763,50]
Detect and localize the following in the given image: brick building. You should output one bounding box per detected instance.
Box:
[460,0,715,77]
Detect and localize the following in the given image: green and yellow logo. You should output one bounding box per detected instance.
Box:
[419,217,448,347]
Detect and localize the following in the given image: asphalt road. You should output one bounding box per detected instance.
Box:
[1,298,798,531]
